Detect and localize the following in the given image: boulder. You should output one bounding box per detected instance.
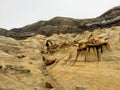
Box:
[46,56,56,65]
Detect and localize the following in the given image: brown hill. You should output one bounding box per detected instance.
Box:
[83,6,120,29]
[0,6,120,40]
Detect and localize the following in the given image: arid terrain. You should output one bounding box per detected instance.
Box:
[0,6,120,90]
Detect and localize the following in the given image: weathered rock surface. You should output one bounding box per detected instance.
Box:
[0,26,120,89]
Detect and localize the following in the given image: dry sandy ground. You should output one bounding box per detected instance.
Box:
[1,53,120,90]
[50,60,120,90]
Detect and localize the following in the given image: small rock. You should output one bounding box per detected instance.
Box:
[17,55,26,59]
[76,85,87,90]
[46,56,56,65]
[45,81,53,89]
[0,65,2,69]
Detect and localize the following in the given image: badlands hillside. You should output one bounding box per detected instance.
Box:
[0,6,120,90]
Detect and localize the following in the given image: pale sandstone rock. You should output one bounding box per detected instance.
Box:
[0,26,120,90]
[46,56,56,65]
